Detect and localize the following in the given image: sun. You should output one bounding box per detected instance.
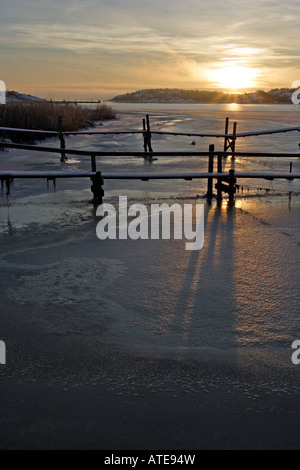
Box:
[210,66,258,90]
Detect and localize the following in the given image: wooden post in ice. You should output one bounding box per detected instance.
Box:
[217,154,223,200]
[231,122,237,158]
[224,120,237,155]
[146,114,153,154]
[91,153,97,172]
[143,118,148,154]
[58,116,67,163]
[288,162,294,181]
[207,144,215,199]
[228,170,236,203]
[90,171,104,206]
[224,117,230,152]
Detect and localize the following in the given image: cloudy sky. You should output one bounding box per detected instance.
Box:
[1,0,299,99]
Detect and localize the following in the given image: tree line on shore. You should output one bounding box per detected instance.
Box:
[111,88,295,104]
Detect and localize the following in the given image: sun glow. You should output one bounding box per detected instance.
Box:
[210,66,258,90]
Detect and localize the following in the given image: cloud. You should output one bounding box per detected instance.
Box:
[1,0,300,97]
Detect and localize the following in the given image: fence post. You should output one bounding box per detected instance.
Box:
[228,169,236,203]
[146,114,153,154]
[143,118,148,153]
[91,153,97,172]
[90,171,104,205]
[231,122,237,158]
[217,154,223,200]
[58,116,67,163]
[224,117,229,152]
[288,162,294,181]
[207,144,214,199]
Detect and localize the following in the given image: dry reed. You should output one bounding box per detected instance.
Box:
[0,101,116,142]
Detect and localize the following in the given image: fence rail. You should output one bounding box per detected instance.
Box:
[1,142,300,159]
[1,171,300,180]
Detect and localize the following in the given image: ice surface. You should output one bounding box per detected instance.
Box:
[0,104,299,394]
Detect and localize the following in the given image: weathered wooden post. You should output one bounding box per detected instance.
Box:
[217,154,223,200]
[58,116,67,163]
[90,171,104,206]
[215,161,236,202]
[231,122,237,158]
[224,120,238,155]
[228,169,236,203]
[146,114,153,154]
[207,144,215,199]
[224,117,230,152]
[143,118,148,153]
[91,153,97,172]
[288,162,294,181]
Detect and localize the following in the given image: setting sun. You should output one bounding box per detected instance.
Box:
[210,66,258,90]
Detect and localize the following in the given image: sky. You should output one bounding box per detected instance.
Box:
[0,0,300,99]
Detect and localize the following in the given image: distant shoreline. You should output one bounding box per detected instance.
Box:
[109,100,292,105]
[110,88,296,105]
